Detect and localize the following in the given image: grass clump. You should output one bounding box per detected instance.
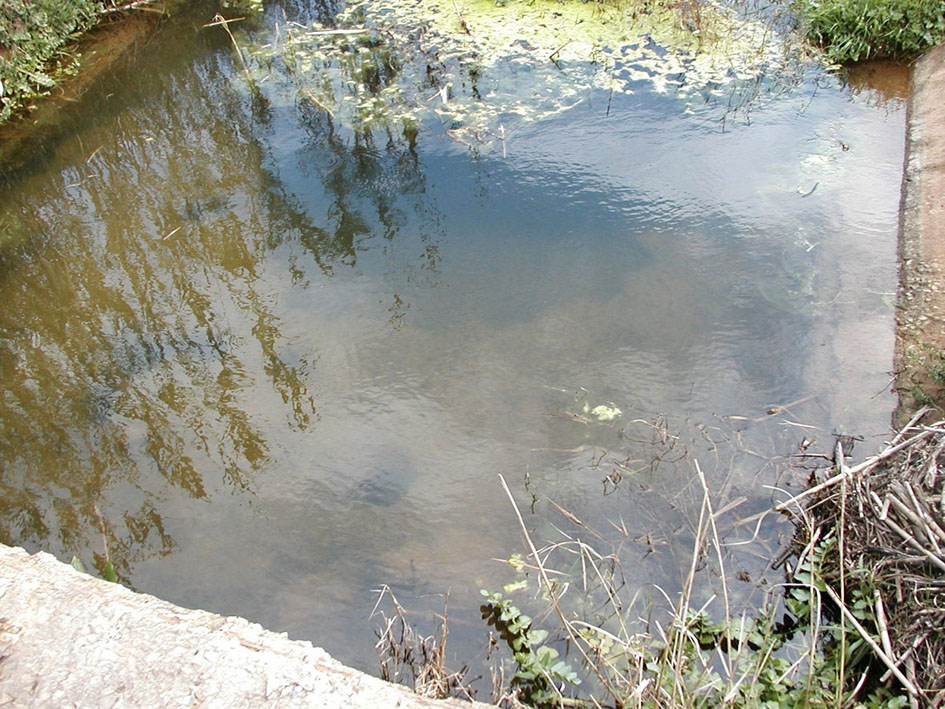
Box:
[794,0,945,63]
[378,424,944,707]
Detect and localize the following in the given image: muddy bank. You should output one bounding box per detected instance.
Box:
[0,544,484,708]
[896,42,945,423]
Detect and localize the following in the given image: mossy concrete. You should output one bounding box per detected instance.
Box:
[0,544,488,708]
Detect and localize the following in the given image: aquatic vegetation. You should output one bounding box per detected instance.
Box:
[243,0,811,139]
[382,454,931,705]
[583,402,622,421]
[222,0,264,12]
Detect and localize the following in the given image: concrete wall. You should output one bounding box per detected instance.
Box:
[896,43,945,420]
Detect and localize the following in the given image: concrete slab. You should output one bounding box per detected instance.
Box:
[0,545,487,708]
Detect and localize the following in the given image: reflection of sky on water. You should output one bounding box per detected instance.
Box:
[0,2,904,672]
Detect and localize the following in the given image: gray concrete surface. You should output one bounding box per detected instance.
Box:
[896,43,945,420]
[0,544,487,708]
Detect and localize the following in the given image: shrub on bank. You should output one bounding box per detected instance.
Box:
[795,0,945,63]
[0,0,103,122]
[0,0,260,123]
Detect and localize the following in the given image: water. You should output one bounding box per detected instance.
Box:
[0,1,906,678]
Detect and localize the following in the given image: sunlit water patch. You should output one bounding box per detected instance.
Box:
[0,0,904,677]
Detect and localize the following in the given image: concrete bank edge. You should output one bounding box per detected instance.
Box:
[896,42,945,421]
[0,544,489,708]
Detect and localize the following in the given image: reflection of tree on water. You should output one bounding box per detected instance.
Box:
[269,0,338,28]
[0,15,443,580]
[296,100,441,276]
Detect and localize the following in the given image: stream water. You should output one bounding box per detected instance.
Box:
[0,0,907,679]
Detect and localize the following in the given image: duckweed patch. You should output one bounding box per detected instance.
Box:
[245,0,813,140]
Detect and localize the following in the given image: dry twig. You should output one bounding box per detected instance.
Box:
[790,412,945,700]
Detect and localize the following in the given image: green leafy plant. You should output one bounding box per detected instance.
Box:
[480,589,581,707]
[794,0,945,62]
[927,349,945,387]
[0,0,101,121]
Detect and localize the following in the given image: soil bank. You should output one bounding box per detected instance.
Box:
[0,4,171,169]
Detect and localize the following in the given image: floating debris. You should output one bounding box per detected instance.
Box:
[584,402,622,422]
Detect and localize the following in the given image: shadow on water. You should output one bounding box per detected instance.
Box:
[843,58,911,109]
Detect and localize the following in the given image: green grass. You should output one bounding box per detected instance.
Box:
[795,0,945,63]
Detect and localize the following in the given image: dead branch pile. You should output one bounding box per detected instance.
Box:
[782,407,945,704]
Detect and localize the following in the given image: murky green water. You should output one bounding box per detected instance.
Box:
[0,0,905,676]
